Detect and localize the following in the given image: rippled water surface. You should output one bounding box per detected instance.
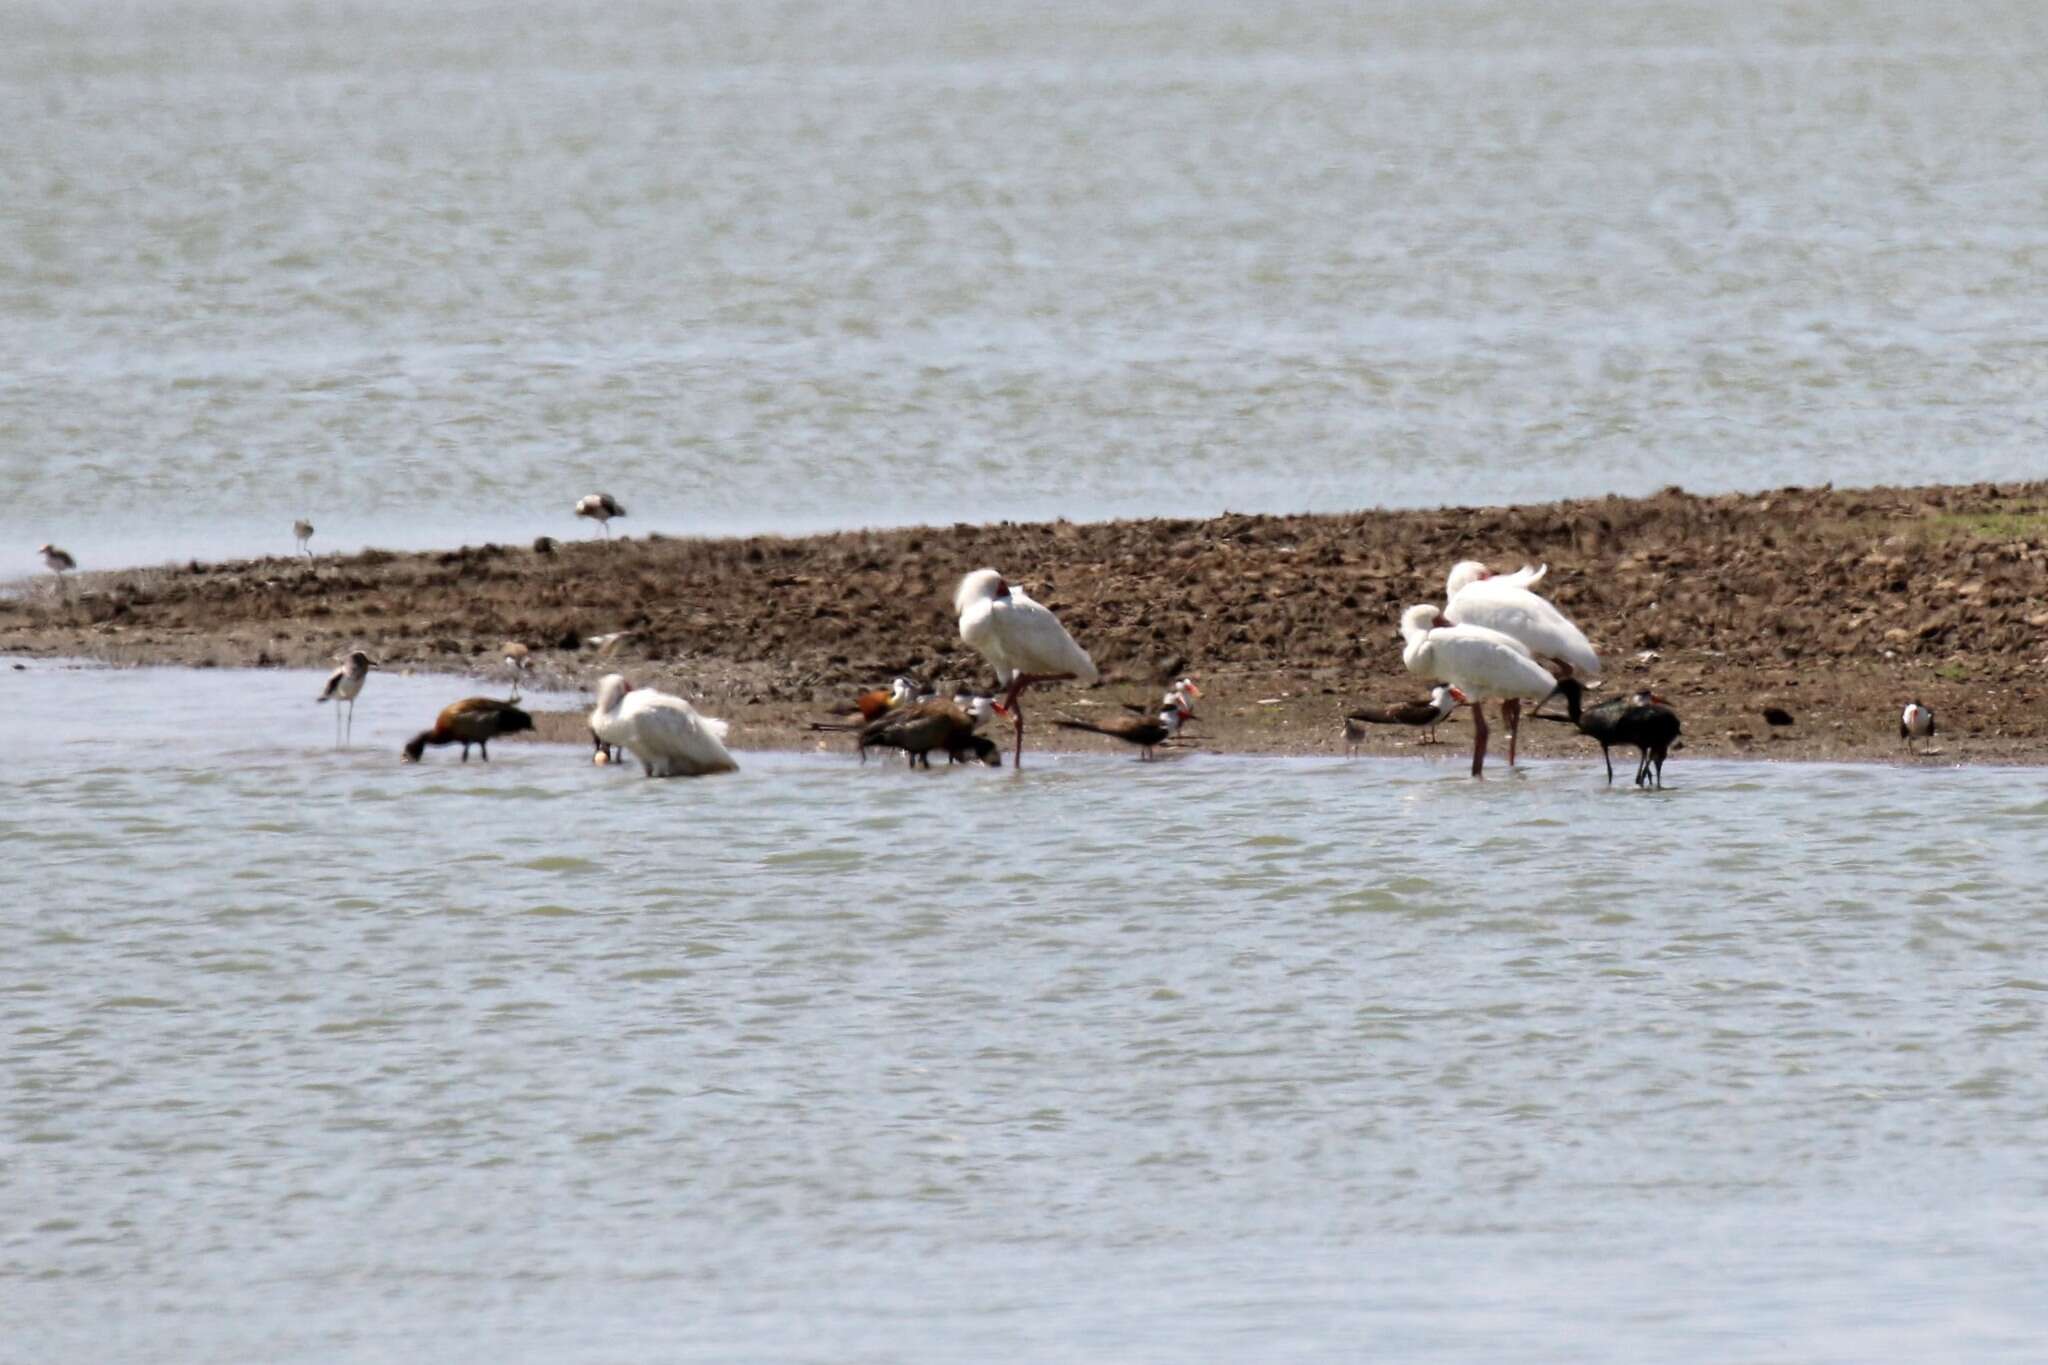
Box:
[4,661,2047,1360]
[7,1,2048,568]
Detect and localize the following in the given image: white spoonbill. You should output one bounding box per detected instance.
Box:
[590,673,738,777]
[955,568,1099,768]
[317,649,377,747]
[1399,604,1559,777]
[1443,560,1599,765]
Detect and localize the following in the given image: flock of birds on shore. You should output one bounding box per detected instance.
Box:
[43,496,1945,784]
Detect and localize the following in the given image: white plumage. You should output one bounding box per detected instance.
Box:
[956,569,1099,688]
[1400,604,1558,776]
[1444,560,1600,679]
[590,673,737,777]
[956,568,1098,767]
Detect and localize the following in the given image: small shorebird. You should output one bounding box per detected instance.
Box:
[1901,700,1936,752]
[1399,604,1560,777]
[1056,695,1194,760]
[1536,679,1681,788]
[293,519,315,556]
[575,492,626,537]
[956,568,1099,768]
[501,641,531,699]
[1344,683,1459,753]
[38,543,74,595]
[402,697,534,763]
[589,674,738,777]
[316,649,377,747]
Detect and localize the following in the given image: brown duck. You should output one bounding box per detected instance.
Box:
[402,698,535,763]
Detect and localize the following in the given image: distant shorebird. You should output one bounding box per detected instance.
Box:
[575,492,626,537]
[1901,700,1936,752]
[402,697,534,763]
[293,519,314,556]
[38,543,74,594]
[1344,683,1459,753]
[501,641,531,700]
[317,649,377,747]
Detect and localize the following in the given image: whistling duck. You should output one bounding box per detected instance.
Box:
[859,699,1003,768]
[402,697,534,763]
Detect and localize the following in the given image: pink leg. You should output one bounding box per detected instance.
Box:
[1503,698,1522,766]
[1471,704,1490,778]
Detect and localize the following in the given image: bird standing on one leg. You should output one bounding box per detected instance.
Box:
[955,568,1099,769]
[317,649,377,747]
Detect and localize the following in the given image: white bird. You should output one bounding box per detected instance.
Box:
[1399,604,1559,777]
[955,568,1099,768]
[589,673,737,777]
[317,649,377,747]
[1901,700,1936,752]
[293,519,315,557]
[1443,560,1599,766]
[575,493,626,537]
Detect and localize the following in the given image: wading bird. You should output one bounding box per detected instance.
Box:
[1344,683,1459,753]
[1537,678,1681,788]
[589,674,738,777]
[501,642,531,700]
[575,492,626,537]
[1901,700,1936,752]
[859,699,1003,768]
[1399,605,1560,778]
[293,519,314,556]
[38,543,74,594]
[956,568,1099,768]
[1056,695,1195,760]
[316,649,377,747]
[401,697,534,763]
[1443,560,1600,766]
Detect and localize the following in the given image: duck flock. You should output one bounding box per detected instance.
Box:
[40,497,1944,785]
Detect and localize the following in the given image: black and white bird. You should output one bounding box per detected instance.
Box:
[1900,700,1936,752]
[317,649,377,747]
[575,492,627,537]
[1343,683,1459,754]
[501,642,531,700]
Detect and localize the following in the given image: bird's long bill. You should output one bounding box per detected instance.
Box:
[1182,680,1203,698]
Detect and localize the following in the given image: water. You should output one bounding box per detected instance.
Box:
[8,1,2048,570]
[5,660,2047,1360]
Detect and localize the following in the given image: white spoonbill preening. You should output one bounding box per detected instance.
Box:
[1443,560,1599,765]
[1901,700,1936,752]
[1399,604,1559,777]
[317,649,377,747]
[589,673,738,777]
[955,568,1099,768]
[575,492,626,537]
[293,519,314,556]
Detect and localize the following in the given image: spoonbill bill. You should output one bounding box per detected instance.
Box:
[589,674,738,777]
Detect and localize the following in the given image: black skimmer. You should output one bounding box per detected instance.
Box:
[317,649,377,747]
[402,697,534,763]
[1537,678,1681,788]
[1054,696,1195,760]
[1344,683,1458,753]
[956,568,1099,768]
[575,492,626,537]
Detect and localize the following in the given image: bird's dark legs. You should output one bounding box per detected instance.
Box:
[480,741,489,762]
[1603,744,1614,784]
[1471,704,1490,777]
[460,743,470,761]
[1503,698,1521,766]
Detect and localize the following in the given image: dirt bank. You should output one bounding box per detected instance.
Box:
[8,482,2046,766]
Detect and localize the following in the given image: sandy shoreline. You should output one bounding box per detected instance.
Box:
[8,481,2046,767]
